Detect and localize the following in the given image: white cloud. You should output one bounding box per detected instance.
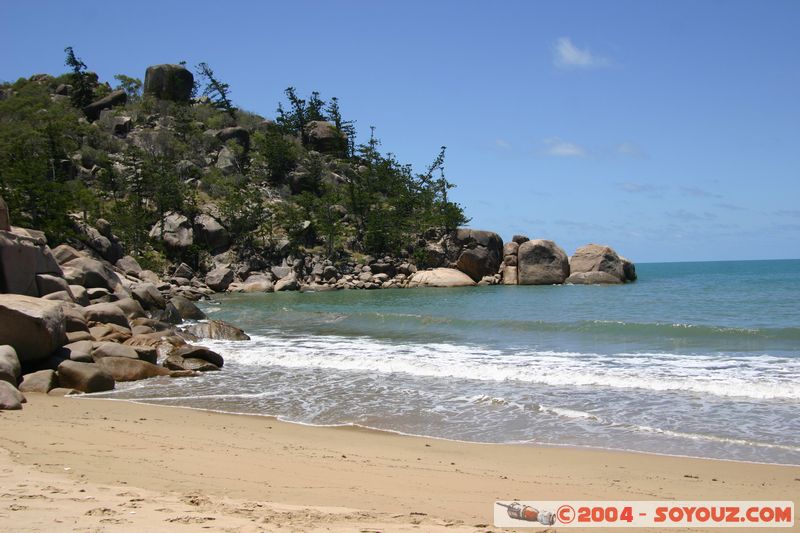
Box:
[553,37,610,69]
[616,142,646,158]
[542,137,588,158]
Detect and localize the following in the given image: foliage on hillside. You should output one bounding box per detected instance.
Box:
[0,49,468,271]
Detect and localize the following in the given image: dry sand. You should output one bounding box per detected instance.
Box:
[0,394,797,532]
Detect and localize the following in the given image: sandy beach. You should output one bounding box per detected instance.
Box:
[0,395,796,532]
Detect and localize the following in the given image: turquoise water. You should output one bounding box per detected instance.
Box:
[97,260,800,464]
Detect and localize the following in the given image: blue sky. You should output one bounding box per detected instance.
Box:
[2,0,798,262]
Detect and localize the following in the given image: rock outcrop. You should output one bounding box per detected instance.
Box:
[0,345,21,385]
[194,214,230,252]
[304,121,347,155]
[83,90,127,121]
[407,268,476,288]
[182,320,250,341]
[569,244,627,283]
[0,295,66,362]
[565,271,624,285]
[0,380,25,410]
[56,360,114,393]
[0,228,63,297]
[205,267,234,292]
[143,64,194,102]
[61,256,126,295]
[149,212,194,250]
[95,357,170,382]
[517,240,570,285]
[18,369,58,393]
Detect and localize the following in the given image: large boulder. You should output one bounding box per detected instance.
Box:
[517,240,570,285]
[0,380,25,410]
[51,244,84,265]
[182,320,250,341]
[304,121,347,155]
[501,265,518,285]
[216,127,250,151]
[56,360,114,393]
[456,247,494,282]
[83,302,130,329]
[169,296,206,320]
[61,256,125,295]
[54,340,93,363]
[113,297,147,320]
[0,295,66,363]
[204,267,234,292]
[164,355,219,372]
[569,244,627,283]
[91,342,142,361]
[407,268,477,288]
[0,345,21,385]
[143,64,194,102]
[18,369,58,393]
[95,357,170,382]
[35,274,72,298]
[450,228,503,281]
[621,257,637,282]
[274,273,300,292]
[131,283,166,310]
[566,271,624,285]
[115,255,143,276]
[215,146,238,175]
[194,214,230,252]
[83,90,127,121]
[73,220,123,263]
[149,212,193,250]
[174,345,224,367]
[0,229,63,296]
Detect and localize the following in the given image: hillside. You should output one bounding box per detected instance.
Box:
[0,53,468,280]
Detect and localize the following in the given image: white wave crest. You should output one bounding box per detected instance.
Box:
[203,334,800,401]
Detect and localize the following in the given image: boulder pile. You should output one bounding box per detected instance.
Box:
[0,200,250,410]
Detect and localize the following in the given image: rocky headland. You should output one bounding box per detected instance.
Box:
[0,61,636,410]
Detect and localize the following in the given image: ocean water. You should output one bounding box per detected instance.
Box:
[93,260,800,465]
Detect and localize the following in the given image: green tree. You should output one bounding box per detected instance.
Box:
[64,46,94,109]
[0,78,88,242]
[195,62,236,121]
[113,74,142,102]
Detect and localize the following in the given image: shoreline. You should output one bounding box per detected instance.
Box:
[1,395,797,531]
[78,395,800,468]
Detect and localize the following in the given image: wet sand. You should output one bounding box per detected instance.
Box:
[0,394,797,531]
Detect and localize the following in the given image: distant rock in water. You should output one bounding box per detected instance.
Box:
[143,64,194,102]
[408,268,476,288]
[569,244,634,284]
[452,229,503,282]
[517,240,570,285]
[565,271,623,285]
[182,320,250,341]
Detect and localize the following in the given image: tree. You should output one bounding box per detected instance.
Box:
[195,62,236,121]
[0,78,88,242]
[64,46,94,109]
[326,97,356,157]
[113,74,142,102]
